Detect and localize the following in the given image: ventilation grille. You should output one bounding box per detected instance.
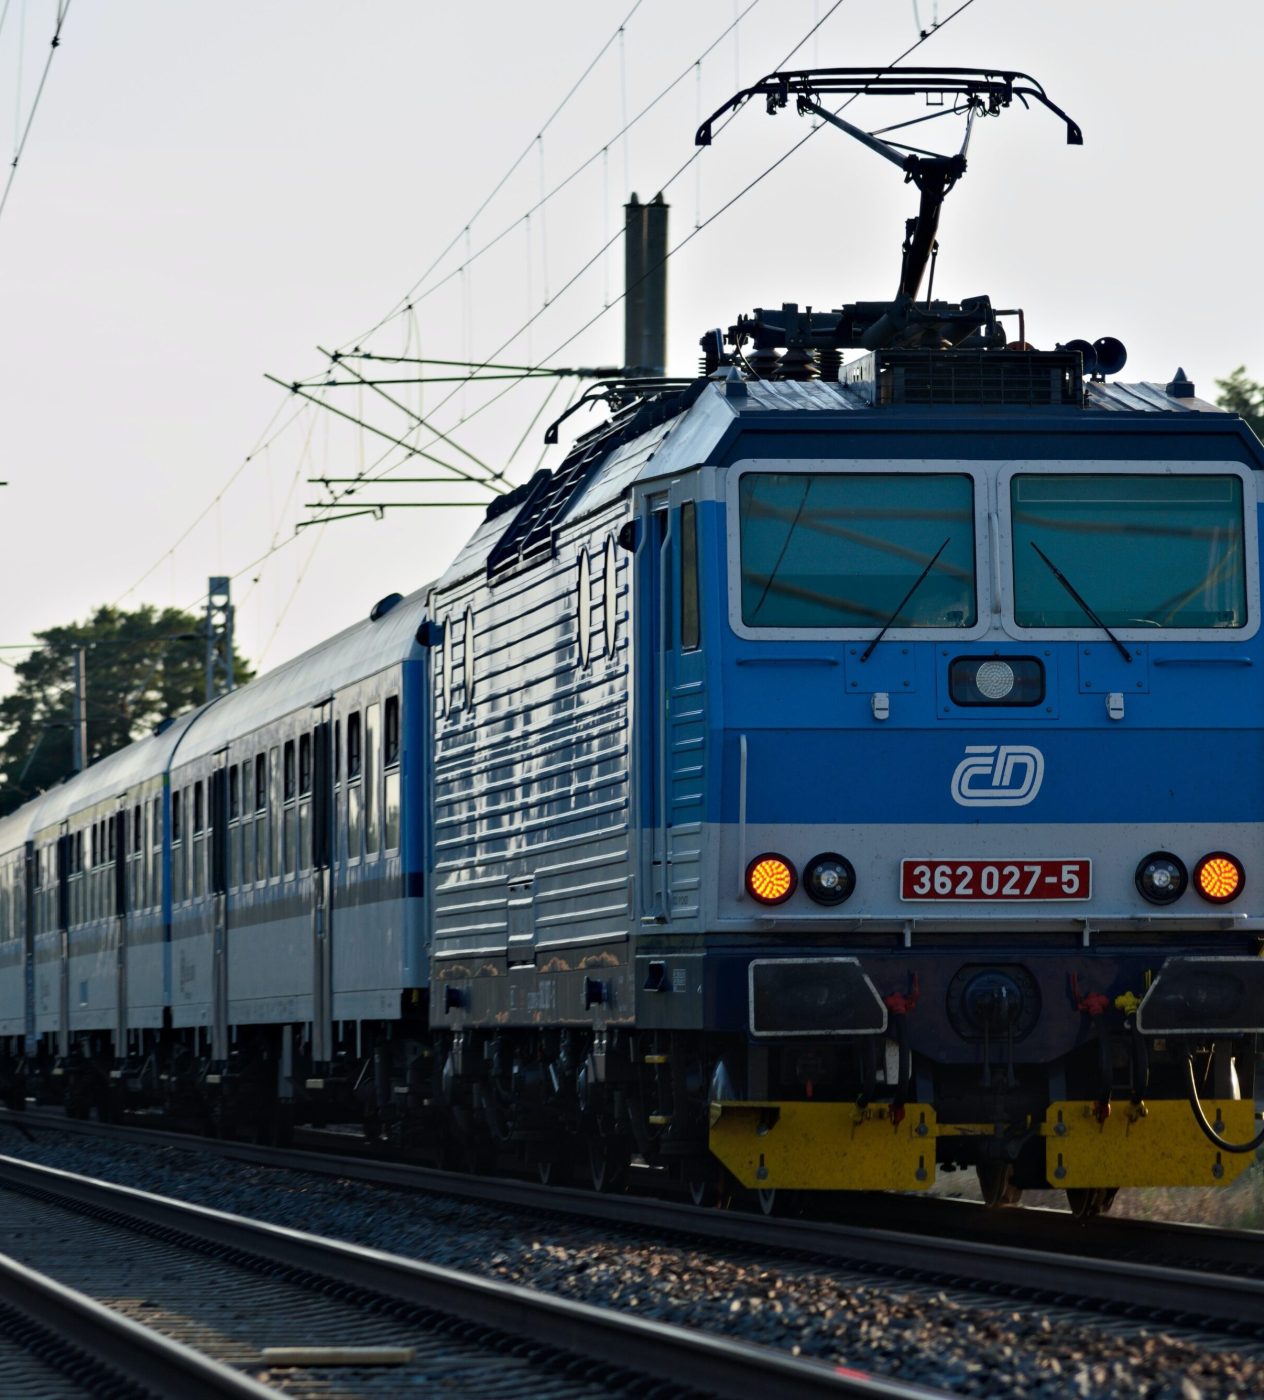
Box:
[486,446,605,579]
[852,350,1082,407]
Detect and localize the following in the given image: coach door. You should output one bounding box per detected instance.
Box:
[56,827,70,1057]
[112,807,128,1053]
[209,756,229,1062]
[310,702,334,1067]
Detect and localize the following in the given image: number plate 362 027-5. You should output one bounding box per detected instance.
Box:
[900,859,1090,901]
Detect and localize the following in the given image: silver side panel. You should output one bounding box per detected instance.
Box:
[430,499,633,971]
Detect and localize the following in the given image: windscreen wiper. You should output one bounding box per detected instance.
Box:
[1029,541,1131,664]
[860,537,950,662]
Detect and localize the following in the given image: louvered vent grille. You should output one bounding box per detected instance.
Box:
[851,350,1082,407]
[486,447,605,579]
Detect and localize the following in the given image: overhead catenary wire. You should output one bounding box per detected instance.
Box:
[0,0,72,230]
[378,0,979,452]
[347,1,763,337]
[111,2,646,624]
[115,395,312,605]
[135,1,975,669]
[345,0,647,350]
[144,2,783,594]
[321,0,862,512]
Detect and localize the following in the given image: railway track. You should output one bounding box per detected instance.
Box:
[0,1145,938,1399]
[3,1107,1262,1341]
[0,1246,274,1398]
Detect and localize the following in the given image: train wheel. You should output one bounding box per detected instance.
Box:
[587,1137,630,1193]
[1066,1187,1118,1220]
[685,1162,721,1208]
[536,1157,573,1187]
[977,1163,1024,1207]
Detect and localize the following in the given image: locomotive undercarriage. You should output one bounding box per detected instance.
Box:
[2,989,1257,1217]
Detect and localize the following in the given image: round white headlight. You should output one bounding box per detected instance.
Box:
[975,660,1016,700]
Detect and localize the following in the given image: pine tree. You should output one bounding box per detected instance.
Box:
[0,605,254,816]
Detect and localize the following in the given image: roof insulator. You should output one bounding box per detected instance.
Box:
[724,365,747,400]
[370,592,404,622]
[1166,367,1195,399]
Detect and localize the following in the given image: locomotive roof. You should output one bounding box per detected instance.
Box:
[434,371,1253,593]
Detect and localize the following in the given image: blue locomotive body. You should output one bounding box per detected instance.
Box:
[1,348,1262,1203]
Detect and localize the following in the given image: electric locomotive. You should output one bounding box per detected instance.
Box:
[0,68,1261,1215]
[430,68,1264,1213]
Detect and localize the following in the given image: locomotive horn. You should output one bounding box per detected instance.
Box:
[1064,338,1098,377]
[1093,336,1128,376]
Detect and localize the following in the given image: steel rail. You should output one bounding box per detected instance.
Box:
[0,1247,276,1398]
[0,1150,947,1400]
[4,1108,1264,1334]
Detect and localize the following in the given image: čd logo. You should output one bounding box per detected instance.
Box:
[950,744,1044,807]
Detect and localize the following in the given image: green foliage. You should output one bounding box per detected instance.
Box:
[0,604,254,817]
[1215,366,1264,440]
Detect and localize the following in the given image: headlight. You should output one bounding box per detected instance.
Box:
[1135,851,1187,906]
[746,854,796,905]
[803,852,856,906]
[948,655,1045,707]
[1194,852,1244,904]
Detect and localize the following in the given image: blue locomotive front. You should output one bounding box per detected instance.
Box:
[609,348,1264,1208]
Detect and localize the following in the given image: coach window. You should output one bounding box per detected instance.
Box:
[131,805,142,910]
[172,790,184,905]
[150,798,161,909]
[365,703,379,859]
[99,821,108,919]
[282,739,296,878]
[680,501,700,651]
[254,754,267,884]
[192,781,206,899]
[577,548,592,666]
[347,711,362,863]
[299,732,312,872]
[269,747,282,881]
[68,830,81,927]
[238,764,251,888]
[228,765,240,891]
[384,695,400,853]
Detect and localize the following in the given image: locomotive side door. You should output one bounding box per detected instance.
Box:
[637,496,668,919]
[637,483,705,925]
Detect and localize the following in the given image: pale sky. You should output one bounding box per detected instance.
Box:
[1,0,1261,693]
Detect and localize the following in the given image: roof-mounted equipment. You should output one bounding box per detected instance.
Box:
[697,68,1081,348]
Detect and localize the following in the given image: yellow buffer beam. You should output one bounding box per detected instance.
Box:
[1042,1100,1258,1189]
[709,1100,936,1192]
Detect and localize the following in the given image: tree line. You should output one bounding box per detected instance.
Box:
[0,606,254,816]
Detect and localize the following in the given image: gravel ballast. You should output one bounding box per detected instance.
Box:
[0,1123,1256,1400]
